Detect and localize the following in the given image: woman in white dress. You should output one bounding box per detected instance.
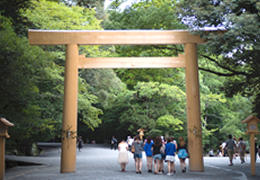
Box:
[118,140,129,172]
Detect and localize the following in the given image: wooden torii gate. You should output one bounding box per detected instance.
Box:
[28,29,206,173]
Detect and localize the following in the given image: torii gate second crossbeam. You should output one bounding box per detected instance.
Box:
[28,29,206,173]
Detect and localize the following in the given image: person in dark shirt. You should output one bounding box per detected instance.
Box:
[152,136,163,175]
[111,136,117,150]
[77,136,83,152]
[255,138,258,162]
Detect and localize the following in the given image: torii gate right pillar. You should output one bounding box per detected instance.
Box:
[185,43,204,171]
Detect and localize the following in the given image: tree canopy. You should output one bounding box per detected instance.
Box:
[176,0,260,117]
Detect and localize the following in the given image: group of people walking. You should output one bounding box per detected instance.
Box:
[220,134,260,166]
[116,135,188,175]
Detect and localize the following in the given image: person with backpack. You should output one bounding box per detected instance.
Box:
[237,137,246,164]
[177,136,188,172]
[225,134,236,166]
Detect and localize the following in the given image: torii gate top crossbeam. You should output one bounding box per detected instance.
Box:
[28,30,206,45]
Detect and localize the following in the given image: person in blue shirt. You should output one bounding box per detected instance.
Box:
[165,136,177,175]
[143,136,154,173]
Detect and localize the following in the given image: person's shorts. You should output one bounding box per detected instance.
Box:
[228,149,235,161]
[165,155,175,162]
[134,153,142,159]
[153,154,162,160]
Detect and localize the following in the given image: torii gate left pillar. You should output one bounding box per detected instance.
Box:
[60,44,78,173]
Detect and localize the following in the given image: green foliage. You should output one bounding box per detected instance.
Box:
[22,0,108,131]
[132,0,177,10]
[105,2,184,30]
[157,115,183,130]
[176,0,260,117]
[1,0,111,154]
[104,2,187,90]
[0,0,31,35]
[24,0,102,30]
[0,14,61,149]
[98,81,187,140]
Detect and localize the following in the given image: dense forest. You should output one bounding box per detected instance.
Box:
[0,0,259,155]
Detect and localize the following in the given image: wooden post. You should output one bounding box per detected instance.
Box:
[185,43,204,171]
[250,133,256,175]
[0,137,5,180]
[241,115,260,176]
[60,44,78,173]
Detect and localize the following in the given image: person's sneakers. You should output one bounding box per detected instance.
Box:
[241,161,245,164]
[139,170,142,174]
[229,163,233,166]
[162,170,164,174]
[159,171,162,175]
[167,173,171,176]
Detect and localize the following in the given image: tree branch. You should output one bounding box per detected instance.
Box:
[200,54,249,76]
[199,67,238,76]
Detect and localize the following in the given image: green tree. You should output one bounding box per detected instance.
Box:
[0,0,32,35]
[98,81,187,141]
[104,1,187,89]
[23,0,107,130]
[0,14,62,154]
[176,0,260,118]
[0,0,112,154]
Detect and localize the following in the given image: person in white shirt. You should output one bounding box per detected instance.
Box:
[118,140,129,172]
[220,141,226,156]
[126,136,134,151]
[209,148,214,157]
